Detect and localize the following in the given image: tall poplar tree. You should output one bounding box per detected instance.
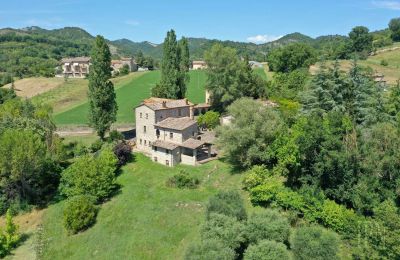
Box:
[152,30,189,99]
[88,35,117,139]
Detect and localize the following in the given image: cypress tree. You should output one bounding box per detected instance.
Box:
[88,35,117,139]
[152,30,190,99]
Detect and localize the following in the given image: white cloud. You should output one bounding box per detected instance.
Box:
[372,0,400,10]
[125,20,140,26]
[247,34,283,44]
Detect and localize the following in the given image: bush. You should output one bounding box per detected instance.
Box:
[200,213,246,250]
[109,130,124,142]
[290,226,340,260]
[206,190,247,221]
[185,238,236,260]
[59,147,118,202]
[113,141,132,167]
[119,64,130,76]
[63,196,97,234]
[0,209,20,257]
[242,165,272,191]
[245,209,290,244]
[380,59,389,66]
[244,240,290,260]
[197,111,220,130]
[166,170,200,189]
[90,139,104,153]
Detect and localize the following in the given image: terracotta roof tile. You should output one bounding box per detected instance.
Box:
[155,117,197,130]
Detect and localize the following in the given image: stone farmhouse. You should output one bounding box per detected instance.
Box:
[59,57,137,78]
[135,97,212,167]
[111,58,138,74]
[60,57,90,78]
[192,60,207,70]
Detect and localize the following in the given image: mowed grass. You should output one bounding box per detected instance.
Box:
[41,154,246,260]
[53,70,207,125]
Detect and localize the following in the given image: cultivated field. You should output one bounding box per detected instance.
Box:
[40,154,248,259]
[53,70,208,125]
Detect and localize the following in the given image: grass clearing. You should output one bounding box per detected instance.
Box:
[53,70,207,126]
[41,154,247,259]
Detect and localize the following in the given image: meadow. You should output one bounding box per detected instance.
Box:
[40,154,248,260]
[52,70,207,125]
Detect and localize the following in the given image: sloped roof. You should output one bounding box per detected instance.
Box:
[61,57,90,63]
[141,97,193,111]
[152,140,179,150]
[155,117,197,131]
[181,138,205,149]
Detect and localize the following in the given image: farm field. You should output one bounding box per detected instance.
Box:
[40,154,248,260]
[53,70,208,125]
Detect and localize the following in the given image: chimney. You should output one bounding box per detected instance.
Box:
[162,101,167,108]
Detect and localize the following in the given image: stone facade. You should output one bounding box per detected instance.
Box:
[135,97,212,167]
[111,58,138,74]
[192,60,207,70]
[60,57,90,78]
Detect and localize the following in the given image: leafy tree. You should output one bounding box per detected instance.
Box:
[135,50,145,67]
[290,226,340,260]
[243,240,290,260]
[0,129,59,210]
[113,141,132,167]
[201,213,246,250]
[270,69,309,99]
[152,30,189,99]
[119,64,130,76]
[197,110,220,130]
[268,43,316,73]
[245,209,290,244]
[389,18,400,42]
[63,195,97,234]
[241,55,266,99]
[206,190,247,221]
[88,35,118,139]
[0,88,16,104]
[242,165,272,191]
[59,146,118,202]
[185,239,236,260]
[217,98,284,168]
[349,26,373,56]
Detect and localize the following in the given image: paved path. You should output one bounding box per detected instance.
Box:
[55,125,135,137]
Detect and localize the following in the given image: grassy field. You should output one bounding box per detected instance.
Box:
[53,70,207,125]
[310,46,400,85]
[32,72,146,114]
[41,154,248,260]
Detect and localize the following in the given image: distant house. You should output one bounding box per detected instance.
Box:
[111,57,138,74]
[249,61,263,69]
[192,60,207,70]
[60,57,90,78]
[135,97,212,167]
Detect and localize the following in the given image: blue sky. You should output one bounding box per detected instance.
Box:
[0,0,399,43]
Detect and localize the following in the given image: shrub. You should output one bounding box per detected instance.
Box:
[113,141,132,167]
[206,190,247,221]
[197,111,220,130]
[245,209,290,244]
[0,209,21,257]
[166,170,200,189]
[59,147,118,202]
[290,226,340,260]
[244,240,290,260]
[90,139,104,153]
[63,196,97,234]
[109,130,124,142]
[242,165,272,191]
[200,213,246,250]
[185,238,236,260]
[380,59,388,66]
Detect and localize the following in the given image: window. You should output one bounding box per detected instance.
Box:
[154,147,158,151]
[178,109,181,116]
[140,112,142,118]
[144,126,146,133]
[166,160,169,166]
[154,157,158,162]
[192,131,195,136]
[140,139,142,145]
[148,141,151,147]
[166,149,170,154]
[156,129,160,139]
[144,140,147,145]
[146,113,148,119]
[170,132,173,139]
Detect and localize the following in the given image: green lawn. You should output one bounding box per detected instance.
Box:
[54,70,207,125]
[41,154,246,260]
